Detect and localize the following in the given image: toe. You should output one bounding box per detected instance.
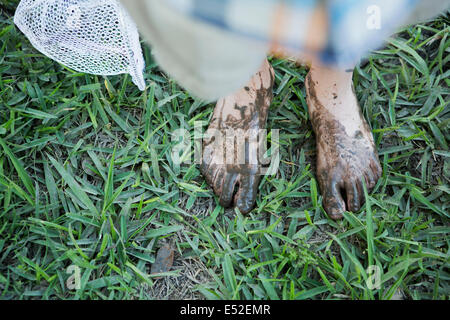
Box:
[345,179,362,212]
[201,162,223,198]
[212,167,226,195]
[322,179,346,220]
[368,159,382,189]
[363,169,376,190]
[200,161,216,186]
[218,173,239,208]
[234,174,260,214]
[200,150,214,183]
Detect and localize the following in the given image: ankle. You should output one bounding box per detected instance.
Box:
[306,66,368,137]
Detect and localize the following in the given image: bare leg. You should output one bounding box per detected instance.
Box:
[305,62,382,219]
[200,59,274,213]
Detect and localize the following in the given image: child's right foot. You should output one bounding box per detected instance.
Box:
[200,59,274,214]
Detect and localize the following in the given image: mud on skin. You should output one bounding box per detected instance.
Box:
[201,60,381,218]
[200,60,274,214]
[306,72,382,219]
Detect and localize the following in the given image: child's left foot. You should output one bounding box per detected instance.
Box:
[305,64,382,219]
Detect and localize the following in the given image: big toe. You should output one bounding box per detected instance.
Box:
[218,172,239,208]
[234,174,260,214]
[322,179,346,220]
[200,160,216,186]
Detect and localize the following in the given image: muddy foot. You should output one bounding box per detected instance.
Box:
[200,59,274,214]
[305,65,382,219]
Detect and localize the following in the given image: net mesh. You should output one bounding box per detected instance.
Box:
[14,0,146,90]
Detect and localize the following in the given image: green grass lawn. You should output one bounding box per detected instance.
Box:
[0,2,449,300]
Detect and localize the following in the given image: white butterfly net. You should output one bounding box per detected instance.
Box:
[14,0,146,90]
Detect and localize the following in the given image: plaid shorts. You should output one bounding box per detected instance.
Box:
[163,0,420,65]
[121,0,446,99]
